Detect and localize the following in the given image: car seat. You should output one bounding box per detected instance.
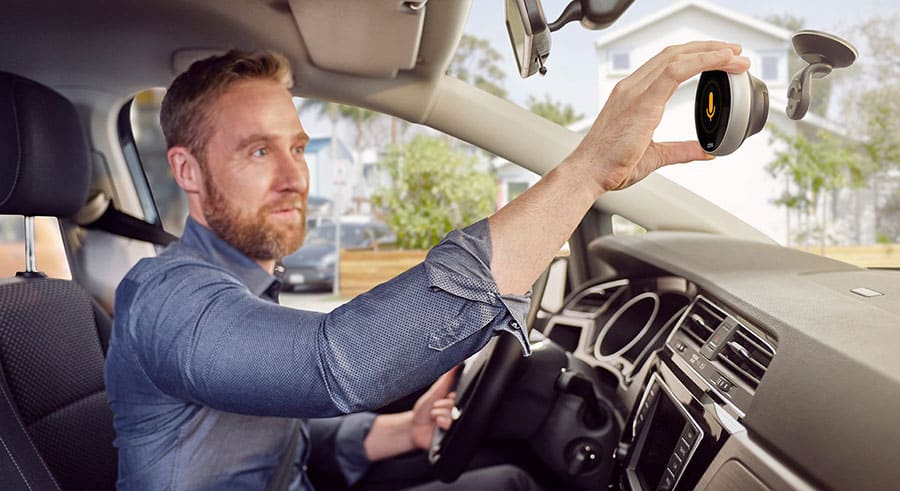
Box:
[0,72,117,490]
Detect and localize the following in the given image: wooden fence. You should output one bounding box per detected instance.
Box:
[795,244,899,268]
[339,249,428,297]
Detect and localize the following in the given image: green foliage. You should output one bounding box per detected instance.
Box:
[373,135,498,249]
[766,125,870,245]
[448,34,508,99]
[526,94,584,126]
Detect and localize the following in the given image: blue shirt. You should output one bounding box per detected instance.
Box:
[105,217,530,490]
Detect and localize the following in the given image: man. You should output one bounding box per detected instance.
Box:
[105,43,750,490]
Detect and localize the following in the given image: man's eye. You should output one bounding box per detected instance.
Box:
[252,148,268,157]
[293,146,305,156]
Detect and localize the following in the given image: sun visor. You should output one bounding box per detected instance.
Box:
[289,0,427,78]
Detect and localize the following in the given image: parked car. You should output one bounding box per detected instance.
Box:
[0,1,897,491]
[280,219,395,292]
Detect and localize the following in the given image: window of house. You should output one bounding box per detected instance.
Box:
[760,53,783,82]
[609,50,630,72]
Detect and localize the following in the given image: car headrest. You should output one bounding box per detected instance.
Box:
[0,72,90,217]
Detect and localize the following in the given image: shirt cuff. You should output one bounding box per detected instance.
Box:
[423,219,533,356]
[333,411,377,485]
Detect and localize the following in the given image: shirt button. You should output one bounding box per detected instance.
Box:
[509,321,520,330]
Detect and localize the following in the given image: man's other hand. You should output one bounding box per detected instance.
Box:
[410,367,458,450]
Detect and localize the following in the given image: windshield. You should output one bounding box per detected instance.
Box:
[459,1,898,268]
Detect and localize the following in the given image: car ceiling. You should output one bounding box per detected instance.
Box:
[0,0,467,122]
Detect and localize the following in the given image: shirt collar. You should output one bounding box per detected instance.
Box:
[179,216,281,300]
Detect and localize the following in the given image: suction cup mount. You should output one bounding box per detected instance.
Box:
[786,30,858,120]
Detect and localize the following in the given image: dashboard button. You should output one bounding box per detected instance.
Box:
[667,454,683,474]
[660,470,676,490]
[683,425,698,442]
[676,439,691,459]
[715,375,733,392]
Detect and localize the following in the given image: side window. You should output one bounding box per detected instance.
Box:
[0,216,71,279]
[130,88,189,236]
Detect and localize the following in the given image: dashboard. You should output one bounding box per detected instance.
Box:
[537,231,900,490]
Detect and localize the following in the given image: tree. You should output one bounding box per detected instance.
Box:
[839,14,900,240]
[526,94,584,126]
[373,135,497,249]
[766,125,865,247]
[447,34,508,99]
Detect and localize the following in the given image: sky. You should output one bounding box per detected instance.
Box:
[463,0,897,116]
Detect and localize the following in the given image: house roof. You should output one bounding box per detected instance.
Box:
[307,136,354,161]
[595,0,793,50]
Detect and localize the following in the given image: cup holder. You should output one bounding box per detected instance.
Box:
[593,292,659,361]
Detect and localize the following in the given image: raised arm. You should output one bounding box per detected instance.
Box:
[488,42,750,295]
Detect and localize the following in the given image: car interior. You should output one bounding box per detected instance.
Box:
[0,1,898,490]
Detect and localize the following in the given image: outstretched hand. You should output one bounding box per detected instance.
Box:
[410,366,458,450]
[569,41,751,192]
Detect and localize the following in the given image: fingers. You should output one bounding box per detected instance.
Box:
[429,396,457,430]
[422,366,459,400]
[654,141,715,166]
[623,41,743,91]
[620,43,749,110]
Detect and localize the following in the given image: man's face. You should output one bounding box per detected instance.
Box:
[199,79,310,261]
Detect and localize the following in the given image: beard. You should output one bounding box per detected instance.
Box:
[202,176,306,261]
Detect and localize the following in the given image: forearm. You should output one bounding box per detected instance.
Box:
[363,411,416,461]
[488,157,603,296]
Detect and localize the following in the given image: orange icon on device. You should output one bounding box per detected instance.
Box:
[706,91,715,120]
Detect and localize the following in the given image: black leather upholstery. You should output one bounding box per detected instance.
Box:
[0,72,91,217]
[0,72,117,490]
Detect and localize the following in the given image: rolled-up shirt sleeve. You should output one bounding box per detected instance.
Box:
[422,219,532,355]
[119,218,532,418]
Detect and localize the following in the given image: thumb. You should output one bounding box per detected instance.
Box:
[423,366,459,401]
[653,140,715,166]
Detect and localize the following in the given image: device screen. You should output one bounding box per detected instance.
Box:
[695,71,731,152]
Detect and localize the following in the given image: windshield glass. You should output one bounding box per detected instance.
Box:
[462,1,898,268]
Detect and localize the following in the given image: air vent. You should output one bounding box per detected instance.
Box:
[565,284,626,315]
[715,325,775,390]
[680,298,724,346]
[577,292,614,309]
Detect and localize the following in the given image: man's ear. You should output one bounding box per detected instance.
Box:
[168,146,204,194]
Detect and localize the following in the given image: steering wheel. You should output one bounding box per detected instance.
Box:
[427,332,524,482]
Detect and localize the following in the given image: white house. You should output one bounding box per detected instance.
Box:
[585,0,845,244]
[304,136,357,214]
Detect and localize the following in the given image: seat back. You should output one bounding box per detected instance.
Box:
[0,72,117,490]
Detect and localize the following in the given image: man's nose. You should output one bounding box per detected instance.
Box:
[274,149,309,195]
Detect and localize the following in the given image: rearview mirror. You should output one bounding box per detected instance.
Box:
[505,0,551,78]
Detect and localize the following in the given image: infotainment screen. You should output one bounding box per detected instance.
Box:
[627,375,703,490]
[635,390,687,489]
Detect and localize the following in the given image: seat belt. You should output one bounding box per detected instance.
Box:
[75,192,177,246]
